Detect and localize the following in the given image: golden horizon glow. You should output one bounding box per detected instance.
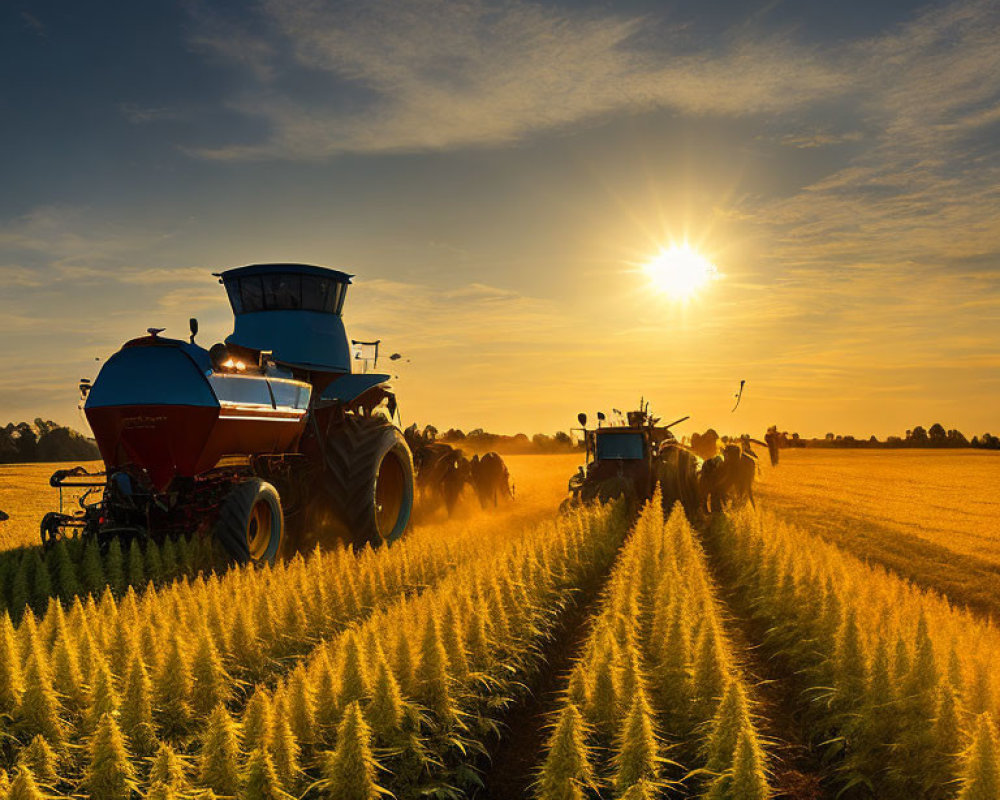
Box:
[642,244,719,300]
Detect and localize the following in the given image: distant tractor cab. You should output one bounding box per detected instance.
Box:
[42,263,414,563]
[565,402,701,518]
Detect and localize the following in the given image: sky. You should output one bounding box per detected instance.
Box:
[1,0,999,439]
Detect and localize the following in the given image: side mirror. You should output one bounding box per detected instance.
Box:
[189,318,199,343]
[577,412,587,427]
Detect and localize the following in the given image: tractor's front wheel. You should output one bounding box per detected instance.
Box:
[323,415,415,549]
[214,479,285,565]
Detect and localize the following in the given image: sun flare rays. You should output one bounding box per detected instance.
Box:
[642,244,720,300]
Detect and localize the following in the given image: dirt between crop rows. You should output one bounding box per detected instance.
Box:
[474,559,614,799]
[476,520,830,799]
[699,528,828,800]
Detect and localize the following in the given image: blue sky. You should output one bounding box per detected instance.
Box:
[2,0,998,437]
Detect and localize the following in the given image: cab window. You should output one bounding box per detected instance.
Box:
[263,274,302,309]
[595,433,645,460]
[240,277,265,313]
[301,275,338,312]
[229,274,346,314]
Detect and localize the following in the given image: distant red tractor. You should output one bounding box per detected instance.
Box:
[42,263,414,563]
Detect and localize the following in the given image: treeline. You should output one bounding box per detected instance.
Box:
[0,419,100,464]
[418,425,583,454]
[702,423,1000,451]
[797,423,999,449]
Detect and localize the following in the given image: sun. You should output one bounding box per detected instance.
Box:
[642,244,719,300]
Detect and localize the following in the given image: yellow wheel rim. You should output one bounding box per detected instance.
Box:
[375,453,405,539]
[246,499,273,561]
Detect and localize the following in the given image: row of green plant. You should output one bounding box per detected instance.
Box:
[215,503,628,800]
[0,503,628,798]
[536,497,771,799]
[0,503,561,783]
[704,508,1000,799]
[0,535,217,622]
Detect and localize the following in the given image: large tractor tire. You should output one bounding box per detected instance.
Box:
[323,415,415,548]
[214,479,285,565]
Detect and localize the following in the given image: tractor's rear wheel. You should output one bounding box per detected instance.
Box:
[214,479,285,565]
[323,415,415,549]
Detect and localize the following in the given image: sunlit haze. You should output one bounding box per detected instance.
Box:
[2,0,999,440]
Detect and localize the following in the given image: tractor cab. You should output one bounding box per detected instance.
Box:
[565,402,695,515]
[581,406,682,467]
[216,264,354,382]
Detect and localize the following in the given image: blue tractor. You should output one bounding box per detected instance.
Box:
[44,263,414,562]
[564,403,701,518]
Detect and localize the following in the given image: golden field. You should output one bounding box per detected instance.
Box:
[757,448,1000,612]
[0,461,102,551]
[0,449,998,797]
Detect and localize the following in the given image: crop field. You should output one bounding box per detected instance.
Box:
[0,462,104,552]
[0,450,997,799]
[756,449,1000,614]
[0,455,582,554]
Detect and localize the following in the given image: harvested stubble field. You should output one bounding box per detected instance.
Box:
[0,448,997,799]
[756,449,1000,614]
[0,462,103,552]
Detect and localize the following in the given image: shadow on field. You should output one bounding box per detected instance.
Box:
[760,492,1000,618]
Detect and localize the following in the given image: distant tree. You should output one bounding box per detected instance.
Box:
[34,419,60,437]
[0,421,99,464]
[532,434,552,450]
[928,423,947,446]
[422,425,438,441]
[443,429,465,441]
[0,428,16,461]
[36,428,99,462]
[13,424,37,462]
[979,433,1000,450]
[947,429,969,447]
[825,433,835,441]
[909,426,929,446]
[554,432,572,447]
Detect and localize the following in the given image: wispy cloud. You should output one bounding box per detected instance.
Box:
[753,0,1000,269]
[20,11,46,37]
[119,103,181,125]
[777,130,864,149]
[188,0,844,159]
[0,206,197,284]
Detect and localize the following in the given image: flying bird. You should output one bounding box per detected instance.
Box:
[732,380,746,412]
